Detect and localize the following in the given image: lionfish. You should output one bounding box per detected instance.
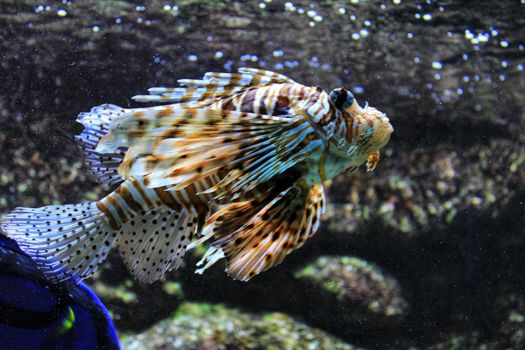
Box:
[1,68,392,284]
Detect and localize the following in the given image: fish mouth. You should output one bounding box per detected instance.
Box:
[374,120,393,149]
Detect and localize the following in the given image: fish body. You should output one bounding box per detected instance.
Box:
[0,234,120,349]
[1,68,392,283]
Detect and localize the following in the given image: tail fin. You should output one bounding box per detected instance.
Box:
[75,104,128,187]
[0,202,118,282]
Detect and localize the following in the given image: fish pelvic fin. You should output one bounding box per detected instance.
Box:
[197,181,326,281]
[1,202,118,283]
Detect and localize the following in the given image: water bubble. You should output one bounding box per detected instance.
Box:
[350,14,357,21]
[115,18,122,24]
[307,10,316,17]
[297,8,305,14]
[434,73,441,80]
[214,51,224,59]
[135,5,146,12]
[92,25,100,32]
[501,61,508,68]
[407,32,413,39]
[462,53,469,60]
[363,19,372,26]
[414,13,421,19]
[187,54,198,62]
[462,75,470,82]
[272,50,284,57]
[517,64,524,71]
[464,29,474,40]
[338,7,346,14]
[350,0,360,3]
[224,60,233,71]
[500,40,509,48]
[308,21,315,27]
[314,15,323,22]
[414,57,420,63]
[393,0,401,4]
[35,5,44,12]
[351,33,360,40]
[353,86,364,94]
[457,88,464,95]
[423,13,432,21]
[284,2,296,12]
[259,3,266,9]
[163,4,171,11]
[432,61,443,70]
[359,29,369,37]
[474,104,482,111]
[478,33,489,42]
[499,74,506,81]
[57,9,67,17]
[274,63,284,70]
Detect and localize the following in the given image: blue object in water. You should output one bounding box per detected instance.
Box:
[0,234,120,349]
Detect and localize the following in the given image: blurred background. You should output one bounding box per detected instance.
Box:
[0,0,524,348]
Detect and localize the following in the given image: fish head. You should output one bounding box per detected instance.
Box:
[329,88,393,153]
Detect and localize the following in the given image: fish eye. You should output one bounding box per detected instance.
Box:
[329,88,354,110]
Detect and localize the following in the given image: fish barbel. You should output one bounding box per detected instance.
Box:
[1,68,393,283]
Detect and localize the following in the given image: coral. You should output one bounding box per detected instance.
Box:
[120,302,359,350]
[295,256,407,330]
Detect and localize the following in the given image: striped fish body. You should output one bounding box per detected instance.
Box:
[2,68,392,283]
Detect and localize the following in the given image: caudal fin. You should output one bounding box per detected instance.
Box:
[0,202,118,282]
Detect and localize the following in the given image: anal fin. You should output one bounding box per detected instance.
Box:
[117,206,198,284]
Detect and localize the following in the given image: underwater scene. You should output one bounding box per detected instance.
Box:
[0,0,524,349]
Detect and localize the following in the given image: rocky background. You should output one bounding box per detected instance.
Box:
[1,0,525,349]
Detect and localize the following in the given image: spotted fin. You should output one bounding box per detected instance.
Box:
[96,108,323,200]
[1,202,118,282]
[197,182,326,281]
[116,206,197,284]
[75,104,129,186]
[132,68,295,103]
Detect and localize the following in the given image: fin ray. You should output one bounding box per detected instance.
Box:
[1,202,118,282]
[197,182,325,281]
